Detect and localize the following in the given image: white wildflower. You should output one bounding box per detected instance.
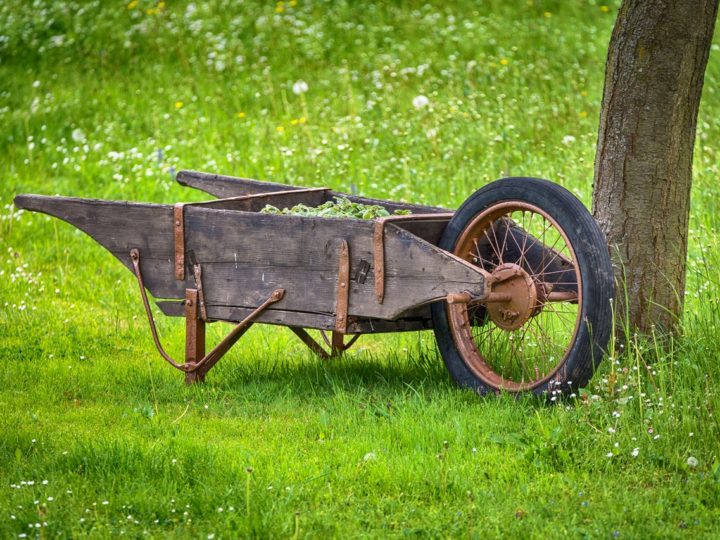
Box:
[412,95,429,109]
[71,129,86,144]
[292,80,309,95]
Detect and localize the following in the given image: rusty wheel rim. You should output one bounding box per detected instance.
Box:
[447,201,582,391]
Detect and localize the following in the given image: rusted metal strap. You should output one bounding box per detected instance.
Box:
[373,213,455,304]
[131,247,284,377]
[174,203,185,280]
[131,248,187,371]
[188,288,285,376]
[191,261,208,321]
[373,221,386,304]
[335,239,350,334]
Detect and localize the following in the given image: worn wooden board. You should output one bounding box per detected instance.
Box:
[156,301,433,334]
[194,189,330,212]
[177,170,450,215]
[14,195,484,321]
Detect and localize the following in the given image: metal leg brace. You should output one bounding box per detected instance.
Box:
[130,248,285,383]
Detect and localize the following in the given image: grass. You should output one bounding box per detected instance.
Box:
[1,0,720,537]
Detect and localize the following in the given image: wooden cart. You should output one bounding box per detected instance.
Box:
[14,171,613,396]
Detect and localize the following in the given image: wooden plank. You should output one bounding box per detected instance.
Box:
[13,195,485,320]
[156,301,432,334]
[193,189,330,212]
[392,219,449,246]
[177,170,305,197]
[340,193,448,215]
[176,169,450,215]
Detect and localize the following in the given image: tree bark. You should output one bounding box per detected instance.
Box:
[593,0,718,334]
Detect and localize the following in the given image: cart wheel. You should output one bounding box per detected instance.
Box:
[431,177,613,397]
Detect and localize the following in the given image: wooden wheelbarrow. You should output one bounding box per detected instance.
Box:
[14,171,613,396]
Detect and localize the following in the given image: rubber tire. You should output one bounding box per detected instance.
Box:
[431,177,614,397]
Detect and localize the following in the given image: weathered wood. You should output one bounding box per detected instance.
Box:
[177,169,450,215]
[13,195,485,321]
[156,301,433,334]
[177,170,304,197]
[193,189,330,212]
[392,219,448,247]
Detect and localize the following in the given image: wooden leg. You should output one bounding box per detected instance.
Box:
[184,288,206,384]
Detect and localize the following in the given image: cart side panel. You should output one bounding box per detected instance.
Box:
[12,195,482,322]
[182,207,485,320]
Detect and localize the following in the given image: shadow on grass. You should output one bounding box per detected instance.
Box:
[152,349,458,403]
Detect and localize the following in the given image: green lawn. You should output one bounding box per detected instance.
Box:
[2,1,720,537]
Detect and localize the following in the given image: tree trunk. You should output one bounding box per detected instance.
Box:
[593,0,718,335]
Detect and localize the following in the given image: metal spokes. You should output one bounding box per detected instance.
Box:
[448,202,582,391]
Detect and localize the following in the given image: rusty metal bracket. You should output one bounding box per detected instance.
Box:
[131,247,285,381]
[186,288,285,379]
[290,327,361,359]
[335,239,350,334]
[190,258,208,321]
[373,213,455,304]
[131,248,188,371]
[174,203,186,280]
[288,238,357,359]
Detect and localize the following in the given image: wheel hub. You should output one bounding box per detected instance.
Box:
[486,263,537,331]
